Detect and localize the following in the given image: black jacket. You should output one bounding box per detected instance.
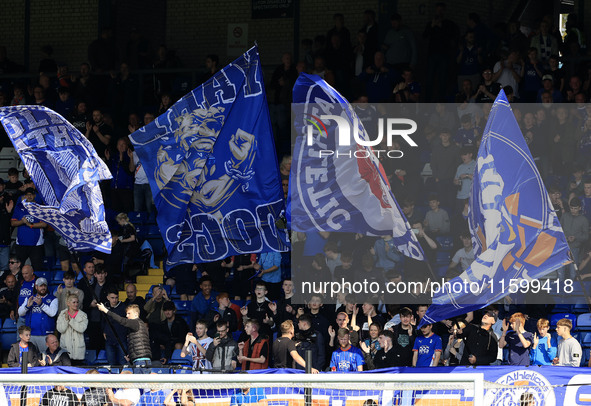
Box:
[206,307,238,335]
[7,342,41,367]
[458,324,499,366]
[294,328,325,371]
[106,310,151,361]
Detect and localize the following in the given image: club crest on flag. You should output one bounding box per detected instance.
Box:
[289,73,424,261]
[422,90,572,326]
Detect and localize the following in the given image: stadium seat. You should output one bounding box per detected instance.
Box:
[435,251,451,265]
[174,300,190,315]
[168,349,191,365]
[232,331,242,343]
[36,271,51,280]
[170,285,180,300]
[552,303,573,313]
[148,238,166,257]
[95,350,108,365]
[84,350,97,366]
[578,313,591,331]
[147,225,161,238]
[135,224,148,241]
[180,314,191,327]
[2,318,17,332]
[573,300,591,313]
[52,271,64,282]
[147,211,157,225]
[1,333,15,351]
[128,211,149,225]
[435,236,454,251]
[550,313,577,329]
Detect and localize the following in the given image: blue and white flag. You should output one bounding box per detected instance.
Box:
[0,106,112,253]
[289,73,424,261]
[129,46,289,267]
[421,90,572,325]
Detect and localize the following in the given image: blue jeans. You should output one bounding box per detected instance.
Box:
[133,358,152,374]
[105,341,127,365]
[134,183,154,213]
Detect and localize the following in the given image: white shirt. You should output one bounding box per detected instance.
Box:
[114,388,141,406]
[132,151,148,185]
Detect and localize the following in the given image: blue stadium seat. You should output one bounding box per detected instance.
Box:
[148,238,166,257]
[180,314,191,327]
[168,349,191,365]
[436,265,448,278]
[85,350,97,366]
[36,271,51,280]
[574,303,591,314]
[174,300,190,315]
[170,285,180,300]
[95,350,108,365]
[578,313,591,331]
[128,211,149,225]
[52,271,64,282]
[552,303,573,313]
[435,251,451,265]
[135,224,148,241]
[147,225,161,238]
[232,331,242,343]
[1,333,15,351]
[435,236,454,251]
[2,318,17,332]
[147,211,157,225]
[550,313,577,329]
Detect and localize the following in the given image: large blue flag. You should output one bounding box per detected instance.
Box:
[289,73,424,261]
[421,90,572,325]
[0,106,112,253]
[129,46,289,267]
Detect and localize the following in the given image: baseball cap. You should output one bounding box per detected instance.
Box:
[35,277,48,286]
[542,74,553,82]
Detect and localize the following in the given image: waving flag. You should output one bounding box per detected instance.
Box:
[0,106,112,253]
[130,46,289,267]
[289,73,424,260]
[421,90,572,325]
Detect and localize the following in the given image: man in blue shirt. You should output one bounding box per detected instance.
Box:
[330,328,364,372]
[190,276,218,331]
[412,323,442,367]
[10,188,46,273]
[256,251,282,300]
[18,277,58,352]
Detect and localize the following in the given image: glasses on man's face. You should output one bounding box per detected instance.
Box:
[9,261,18,264]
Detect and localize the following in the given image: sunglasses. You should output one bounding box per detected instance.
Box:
[9,261,18,264]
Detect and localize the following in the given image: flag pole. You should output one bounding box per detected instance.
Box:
[572,262,591,312]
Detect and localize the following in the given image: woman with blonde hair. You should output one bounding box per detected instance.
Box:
[56,293,88,365]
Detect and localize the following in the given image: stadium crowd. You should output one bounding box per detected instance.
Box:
[0,3,590,373]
